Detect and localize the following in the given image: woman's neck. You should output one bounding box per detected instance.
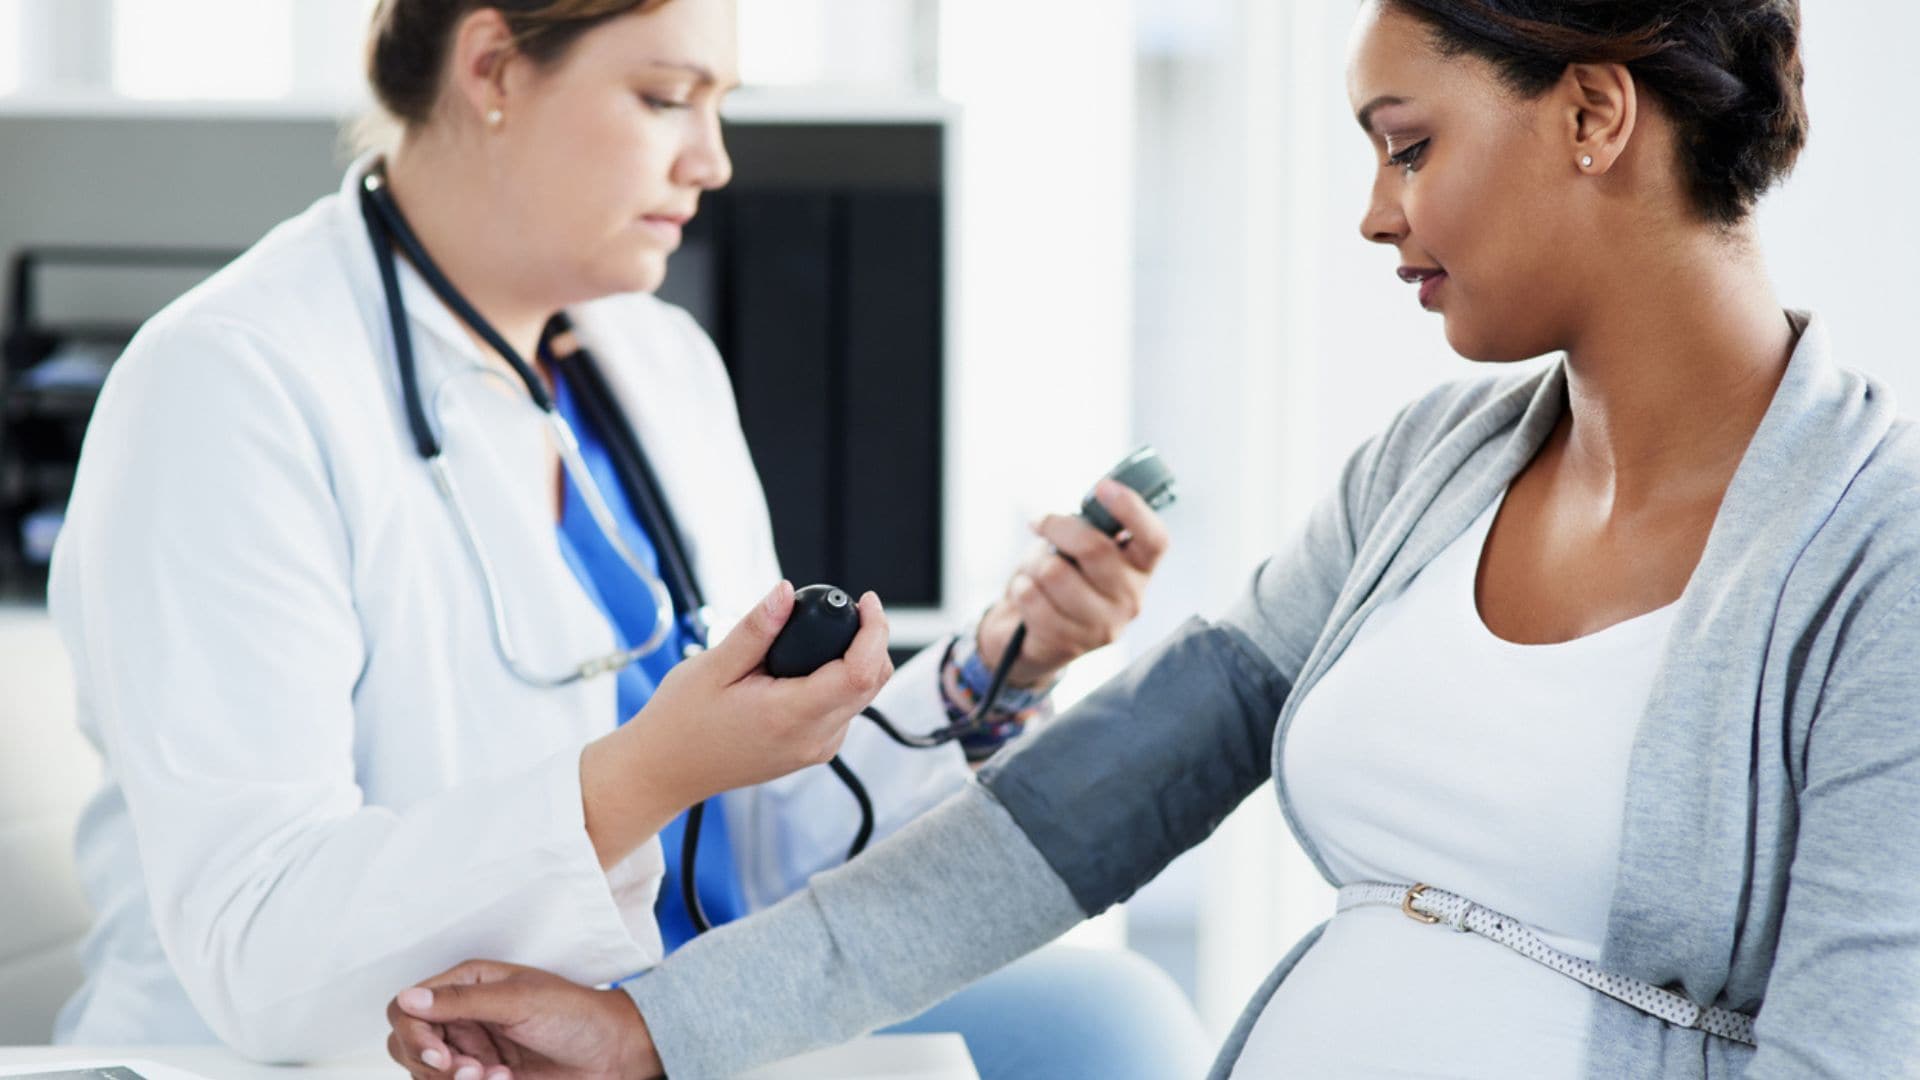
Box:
[1554,226,1797,511]
[381,136,551,369]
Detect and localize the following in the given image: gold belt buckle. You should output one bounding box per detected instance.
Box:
[1402,883,1440,925]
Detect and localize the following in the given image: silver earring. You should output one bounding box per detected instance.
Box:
[1581,155,1594,169]
[486,108,504,128]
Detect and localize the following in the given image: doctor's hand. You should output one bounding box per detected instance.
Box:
[387,960,661,1080]
[580,580,892,869]
[978,478,1171,689]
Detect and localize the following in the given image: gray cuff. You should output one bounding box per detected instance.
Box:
[978,616,1290,915]
[625,783,1084,1078]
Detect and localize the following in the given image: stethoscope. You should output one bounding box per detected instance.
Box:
[358,163,710,684]
[360,163,861,938]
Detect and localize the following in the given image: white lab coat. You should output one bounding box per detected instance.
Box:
[46,159,972,1059]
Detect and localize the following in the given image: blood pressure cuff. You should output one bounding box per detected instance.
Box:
[977,615,1292,916]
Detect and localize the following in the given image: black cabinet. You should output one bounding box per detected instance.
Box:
[657,120,948,607]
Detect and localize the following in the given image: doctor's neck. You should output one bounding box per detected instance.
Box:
[381,139,557,374]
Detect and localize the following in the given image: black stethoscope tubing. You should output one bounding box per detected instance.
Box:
[357,164,868,937]
[361,167,708,625]
[543,325,708,628]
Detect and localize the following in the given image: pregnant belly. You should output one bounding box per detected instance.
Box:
[1230,906,1598,1079]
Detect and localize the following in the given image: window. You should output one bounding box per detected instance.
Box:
[739,0,933,91]
[112,0,294,100]
[0,0,20,95]
[9,1,927,105]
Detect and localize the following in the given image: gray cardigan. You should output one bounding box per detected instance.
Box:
[629,315,1920,1078]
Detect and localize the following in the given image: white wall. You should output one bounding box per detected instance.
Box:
[1757,0,1920,404]
[937,0,1138,640]
[938,0,1139,951]
[0,1,21,95]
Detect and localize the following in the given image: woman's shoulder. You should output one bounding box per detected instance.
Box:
[1817,416,1920,543]
[1388,367,1550,445]
[90,192,393,469]
[1336,365,1555,503]
[1787,418,1920,665]
[123,193,368,374]
[110,193,387,411]
[1858,414,1920,483]
[1822,416,1920,561]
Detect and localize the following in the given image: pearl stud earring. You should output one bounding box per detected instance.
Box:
[1581,155,1594,169]
[486,109,504,128]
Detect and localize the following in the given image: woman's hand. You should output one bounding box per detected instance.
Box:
[977,479,1171,688]
[581,580,893,868]
[386,960,660,1080]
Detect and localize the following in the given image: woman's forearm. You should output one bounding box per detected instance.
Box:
[624,782,1086,1076]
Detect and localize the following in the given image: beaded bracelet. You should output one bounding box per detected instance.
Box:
[938,629,1055,763]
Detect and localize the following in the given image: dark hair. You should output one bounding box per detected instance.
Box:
[366,0,672,127]
[1387,0,1808,225]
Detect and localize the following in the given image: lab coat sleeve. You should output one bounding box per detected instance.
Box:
[51,315,659,1061]
[726,640,973,909]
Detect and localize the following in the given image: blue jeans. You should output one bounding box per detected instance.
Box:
[883,946,1214,1080]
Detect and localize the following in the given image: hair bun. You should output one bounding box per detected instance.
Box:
[364,1,662,131]
[1393,0,1808,225]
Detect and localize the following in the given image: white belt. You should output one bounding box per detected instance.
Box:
[1336,882,1757,1047]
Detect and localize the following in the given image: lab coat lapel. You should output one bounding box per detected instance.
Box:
[567,301,783,638]
[328,158,619,679]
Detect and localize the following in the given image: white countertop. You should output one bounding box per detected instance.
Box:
[0,1038,977,1080]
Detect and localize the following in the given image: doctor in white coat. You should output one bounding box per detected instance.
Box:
[46,0,1206,1075]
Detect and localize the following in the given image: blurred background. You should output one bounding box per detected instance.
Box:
[0,0,1913,1044]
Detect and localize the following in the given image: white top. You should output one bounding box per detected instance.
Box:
[1232,494,1679,1078]
[47,157,972,1059]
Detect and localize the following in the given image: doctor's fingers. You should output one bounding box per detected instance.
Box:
[1008,576,1115,667]
[844,591,894,687]
[753,594,890,743]
[704,579,797,682]
[785,591,893,705]
[1023,520,1149,615]
[1017,554,1133,642]
[1084,479,1173,573]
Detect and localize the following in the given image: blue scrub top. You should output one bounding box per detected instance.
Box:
[551,368,744,953]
